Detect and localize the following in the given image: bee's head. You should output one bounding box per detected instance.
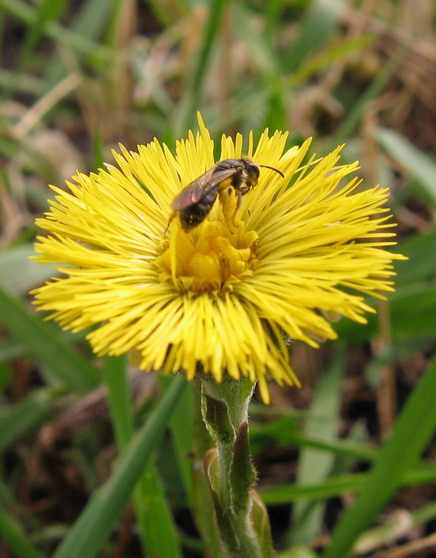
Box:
[219,157,284,195]
[242,158,260,180]
[239,158,260,193]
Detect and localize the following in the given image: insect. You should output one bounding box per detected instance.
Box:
[169,158,284,231]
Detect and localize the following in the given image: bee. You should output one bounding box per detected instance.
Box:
[169,158,284,231]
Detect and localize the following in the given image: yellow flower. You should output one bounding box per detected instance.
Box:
[31,114,404,403]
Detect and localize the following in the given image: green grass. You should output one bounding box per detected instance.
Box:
[1,1,435,557]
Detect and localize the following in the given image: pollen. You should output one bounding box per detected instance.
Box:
[156,219,258,294]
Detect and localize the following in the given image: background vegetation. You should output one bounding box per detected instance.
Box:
[1,1,435,557]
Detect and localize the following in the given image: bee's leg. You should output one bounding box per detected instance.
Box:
[219,187,240,232]
[164,211,177,233]
[232,191,242,227]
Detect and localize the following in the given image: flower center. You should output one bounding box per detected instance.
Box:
[156,219,258,293]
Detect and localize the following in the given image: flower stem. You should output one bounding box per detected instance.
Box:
[199,377,273,558]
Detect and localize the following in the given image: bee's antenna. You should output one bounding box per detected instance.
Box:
[259,164,284,178]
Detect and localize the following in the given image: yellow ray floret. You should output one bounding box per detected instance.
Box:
[31,113,405,403]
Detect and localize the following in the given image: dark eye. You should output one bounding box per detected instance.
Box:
[246,161,259,178]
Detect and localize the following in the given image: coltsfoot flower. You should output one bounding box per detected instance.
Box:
[31,115,404,402]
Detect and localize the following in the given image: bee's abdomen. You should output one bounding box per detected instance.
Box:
[178,188,218,230]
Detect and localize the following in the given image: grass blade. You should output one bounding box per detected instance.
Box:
[283,0,342,71]
[159,375,194,503]
[18,0,68,66]
[288,352,344,544]
[0,244,56,295]
[173,0,227,136]
[135,462,182,558]
[0,288,99,393]
[104,356,134,448]
[0,507,46,558]
[374,127,436,205]
[322,356,436,558]
[394,229,436,287]
[260,466,436,505]
[0,0,111,60]
[53,375,187,558]
[328,47,404,148]
[336,284,436,342]
[0,388,54,452]
[105,358,182,558]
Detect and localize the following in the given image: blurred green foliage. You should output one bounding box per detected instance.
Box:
[1,1,435,557]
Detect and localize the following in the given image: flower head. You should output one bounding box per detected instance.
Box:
[31,114,404,402]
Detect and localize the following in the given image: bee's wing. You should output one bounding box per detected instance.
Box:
[171,167,236,210]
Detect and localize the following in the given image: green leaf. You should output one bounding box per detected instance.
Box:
[261,474,367,505]
[191,391,227,558]
[104,356,134,449]
[146,0,186,28]
[329,49,404,147]
[159,375,194,503]
[0,67,44,95]
[394,229,436,287]
[336,285,436,342]
[0,0,111,60]
[203,392,234,445]
[288,352,344,544]
[232,2,287,130]
[0,506,46,558]
[322,356,436,558]
[0,339,24,363]
[282,433,377,462]
[374,127,436,205]
[173,0,227,137]
[290,35,372,85]
[0,288,99,394]
[53,375,187,558]
[277,546,319,558]
[135,462,182,558]
[230,422,256,515]
[18,0,68,66]
[284,0,342,71]
[105,359,182,558]
[68,0,116,43]
[0,388,55,452]
[251,491,274,558]
[260,466,436,505]
[0,245,57,295]
[92,128,105,170]
[234,2,281,77]
[390,285,436,338]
